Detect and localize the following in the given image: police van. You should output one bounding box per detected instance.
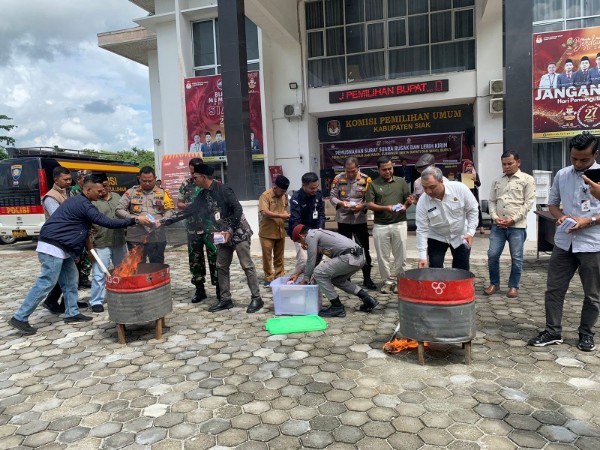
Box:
[0,147,140,243]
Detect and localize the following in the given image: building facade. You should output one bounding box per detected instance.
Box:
[98,0,600,239]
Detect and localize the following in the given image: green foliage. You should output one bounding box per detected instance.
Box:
[111,146,155,168]
[0,115,17,159]
[78,146,155,168]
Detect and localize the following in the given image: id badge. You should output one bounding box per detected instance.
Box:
[312,211,318,219]
[581,200,591,212]
[215,212,221,221]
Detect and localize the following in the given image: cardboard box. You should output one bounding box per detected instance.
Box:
[271,276,322,316]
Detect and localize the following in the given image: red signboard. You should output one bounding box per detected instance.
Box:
[532,27,600,138]
[184,71,264,161]
[268,166,283,186]
[160,152,203,200]
[329,79,448,103]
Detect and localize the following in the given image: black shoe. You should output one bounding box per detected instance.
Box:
[192,284,207,303]
[208,300,234,312]
[246,298,264,314]
[319,305,346,318]
[578,334,596,352]
[64,313,93,323]
[78,278,92,289]
[358,297,379,313]
[91,304,104,313]
[362,278,377,290]
[8,317,37,335]
[528,330,563,347]
[42,301,64,315]
[77,301,88,309]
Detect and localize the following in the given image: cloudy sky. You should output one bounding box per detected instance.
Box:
[0,0,152,153]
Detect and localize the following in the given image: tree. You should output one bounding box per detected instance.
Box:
[0,115,17,160]
[113,146,155,168]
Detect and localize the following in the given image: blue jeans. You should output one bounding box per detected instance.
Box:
[487,225,526,289]
[90,245,126,306]
[14,252,80,321]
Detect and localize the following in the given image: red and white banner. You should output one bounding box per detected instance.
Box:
[184,71,264,161]
[532,27,600,138]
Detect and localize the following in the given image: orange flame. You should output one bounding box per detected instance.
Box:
[113,245,144,277]
[383,338,429,354]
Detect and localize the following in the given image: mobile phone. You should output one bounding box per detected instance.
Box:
[584,168,600,183]
[558,217,577,233]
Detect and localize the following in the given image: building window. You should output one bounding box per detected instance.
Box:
[533,0,600,32]
[192,18,260,76]
[533,140,566,178]
[306,0,476,87]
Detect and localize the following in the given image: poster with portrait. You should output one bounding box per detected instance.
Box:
[184,71,264,161]
[160,152,204,199]
[532,27,600,138]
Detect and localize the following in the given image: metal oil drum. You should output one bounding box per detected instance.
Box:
[397,268,476,343]
[106,263,172,325]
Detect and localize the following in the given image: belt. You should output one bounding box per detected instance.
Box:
[340,247,363,257]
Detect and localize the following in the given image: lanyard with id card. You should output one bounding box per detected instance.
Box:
[581,199,591,212]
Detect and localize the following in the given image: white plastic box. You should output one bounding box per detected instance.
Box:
[271,276,322,316]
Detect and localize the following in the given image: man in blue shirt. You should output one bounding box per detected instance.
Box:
[529,132,600,352]
[8,175,153,335]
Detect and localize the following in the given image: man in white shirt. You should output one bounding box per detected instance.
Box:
[189,134,202,153]
[538,62,558,89]
[416,166,480,271]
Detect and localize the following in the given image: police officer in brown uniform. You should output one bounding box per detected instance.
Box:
[289,225,378,318]
[330,157,376,290]
[116,166,175,263]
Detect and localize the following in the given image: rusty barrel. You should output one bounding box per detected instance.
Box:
[397,268,476,343]
[106,263,172,325]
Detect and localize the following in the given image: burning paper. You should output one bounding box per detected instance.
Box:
[113,245,144,277]
[383,338,429,354]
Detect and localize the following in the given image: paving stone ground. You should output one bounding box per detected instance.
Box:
[1,234,600,449]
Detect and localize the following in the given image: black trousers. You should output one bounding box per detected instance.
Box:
[545,246,600,337]
[337,222,372,278]
[427,238,471,272]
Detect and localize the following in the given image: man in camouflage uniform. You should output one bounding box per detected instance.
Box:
[330,157,377,290]
[178,158,218,303]
[116,166,175,263]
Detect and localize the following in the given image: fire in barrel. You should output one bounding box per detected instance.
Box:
[106,246,172,326]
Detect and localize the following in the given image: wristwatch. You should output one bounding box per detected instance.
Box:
[592,216,597,226]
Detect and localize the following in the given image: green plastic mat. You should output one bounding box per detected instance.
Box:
[265,315,327,335]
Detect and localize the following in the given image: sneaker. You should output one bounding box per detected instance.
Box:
[64,313,93,323]
[77,301,89,309]
[91,304,104,313]
[263,280,271,288]
[380,283,393,294]
[578,334,596,352]
[528,330,563,347]
[8,317,37,335]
